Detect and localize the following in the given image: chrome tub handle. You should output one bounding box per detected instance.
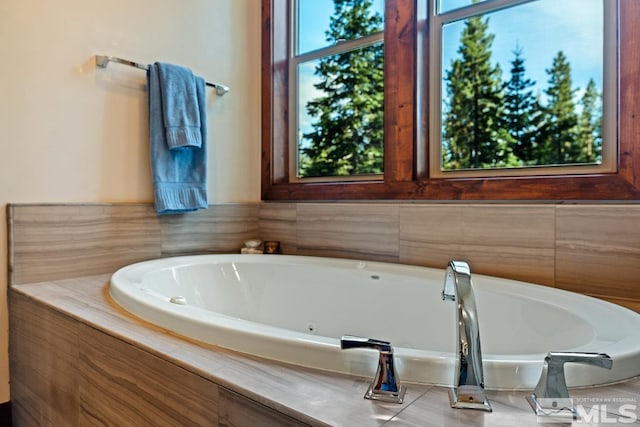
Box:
[340,335,406,404]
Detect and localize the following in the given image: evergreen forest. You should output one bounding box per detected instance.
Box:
[298,0,602,177]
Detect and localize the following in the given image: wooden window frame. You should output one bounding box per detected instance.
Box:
[261,0,640,201]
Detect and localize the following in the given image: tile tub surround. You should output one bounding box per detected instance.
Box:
[7,202,640,425]
[259,202,640,312]
[7,203,260,285]
[7,202,640,310]
[9,276,640,426]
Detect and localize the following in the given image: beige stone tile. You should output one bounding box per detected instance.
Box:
[386,386,633,426]
[399,205,465,270]
[571,378,640,421]
[399,204,556,285]
[9,292,80,426]
[10,384,44,426]
[556,205,640,300]
[385,387,542,427]
[213,354,428,427]
[219,387,310,426]
[78,323,219,426]
[10,279,421,427]
[8,204,162,284]
[11,277,640,427]
[159,203,259,255]
[259,202,298,254]
[296,203,400,262]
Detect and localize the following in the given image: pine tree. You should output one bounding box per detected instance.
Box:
[538,51,579,164]
[503,47,541,166]
[443,14,505,170]
[577,78,602,163]
[299,0,384,178]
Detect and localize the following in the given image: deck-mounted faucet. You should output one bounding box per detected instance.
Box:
[340,335,406,403]
[442,260,492,412]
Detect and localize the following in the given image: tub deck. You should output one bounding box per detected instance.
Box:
[9,274,640,426]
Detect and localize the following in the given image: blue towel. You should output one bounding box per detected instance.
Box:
[156,63,202,149]
[147,62,208,214]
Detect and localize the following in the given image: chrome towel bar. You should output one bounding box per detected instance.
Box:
[95,54,229,96]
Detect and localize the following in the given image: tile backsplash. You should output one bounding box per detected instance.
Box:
[7,202,640,312]
[7,203,258,285]
[260,202,640,312]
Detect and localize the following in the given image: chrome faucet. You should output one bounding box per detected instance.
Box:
[340,335,406,403]
[442,260,492,411]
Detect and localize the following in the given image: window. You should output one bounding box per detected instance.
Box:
[262,0,640,200]
[430,0,617,178]
[291,0,385,181]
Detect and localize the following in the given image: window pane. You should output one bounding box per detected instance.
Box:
[297,0,385,55]
[297,42,384,178]
[440,0,604,171]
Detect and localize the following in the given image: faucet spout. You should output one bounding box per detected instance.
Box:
[442,260,492,412]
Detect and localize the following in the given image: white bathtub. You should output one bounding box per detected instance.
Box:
[109,254,640,390]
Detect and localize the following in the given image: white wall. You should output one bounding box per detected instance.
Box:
[0,0,261,402]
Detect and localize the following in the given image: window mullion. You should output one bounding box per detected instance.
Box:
[435,0,538,22]
[383,0,417,183]
[292,32,384,65]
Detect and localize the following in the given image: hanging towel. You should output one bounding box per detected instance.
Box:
[156,62,203,149]
[147,62,208,214]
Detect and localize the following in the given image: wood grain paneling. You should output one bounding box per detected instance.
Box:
[8,202,640,426]
[9,292,80,426]
[8,204,162,285]
[159,204,260,255]
[399,204,556,285]
[259,202,298,254]
[383,0,416,183]
[8,201,640,310]
[297,203,400,261]
[9,278,640,427]
[7,203,262,286]
[8,279,416,426]
[219,388,309,427]
[78,323,219,426]
[556,205,640,300]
